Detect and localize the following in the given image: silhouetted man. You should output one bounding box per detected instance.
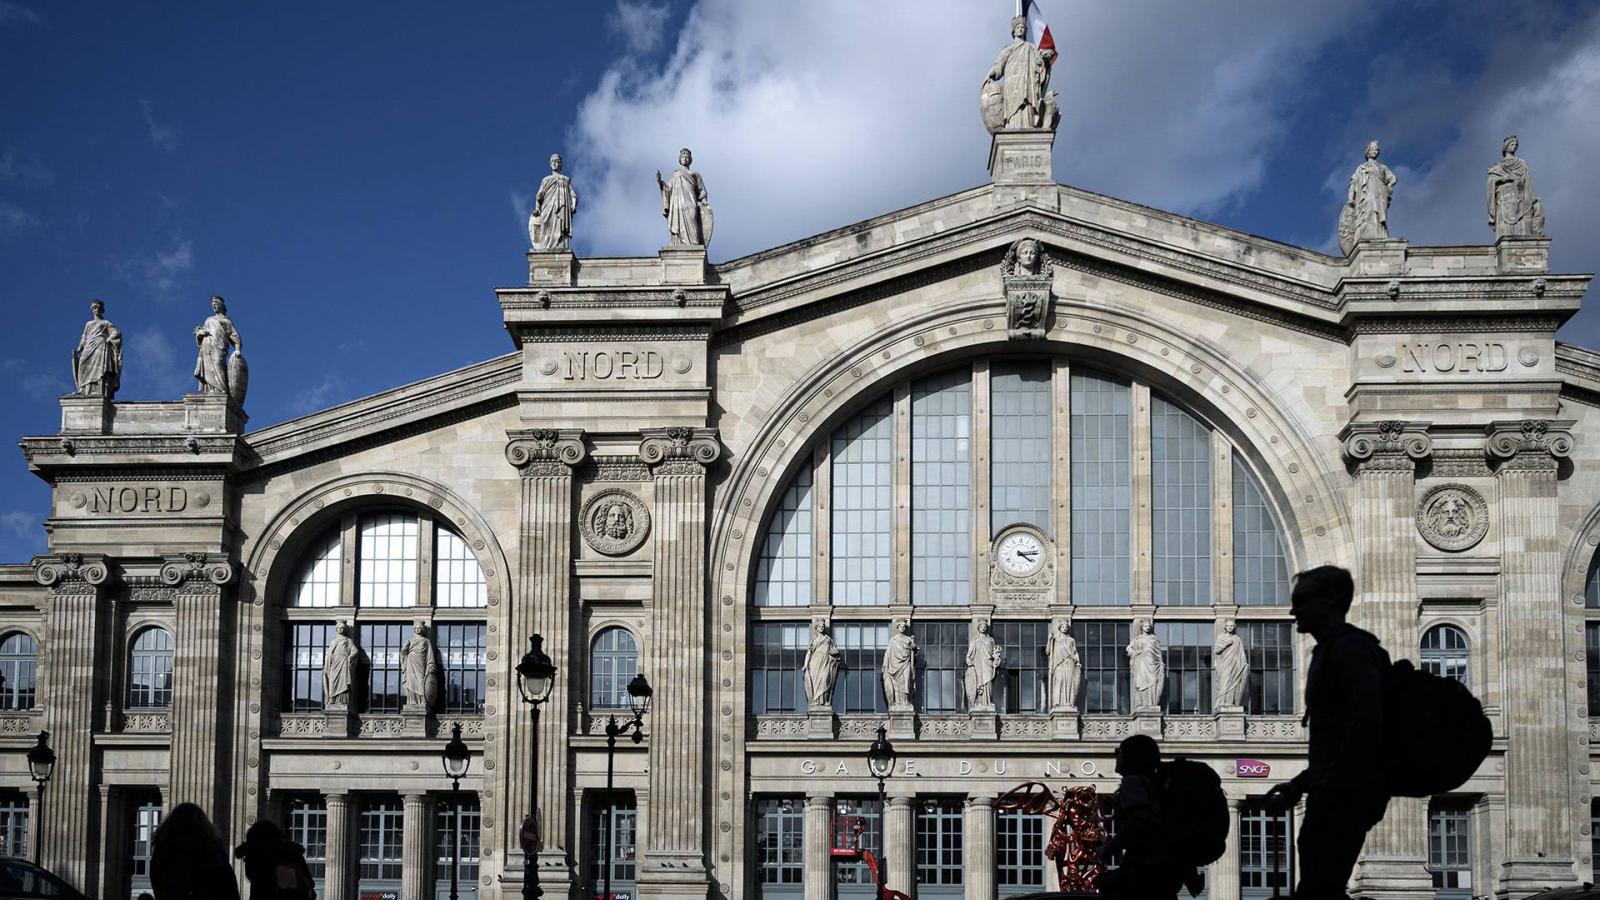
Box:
[1265,565,1390,899]
[1097,734,1187,900]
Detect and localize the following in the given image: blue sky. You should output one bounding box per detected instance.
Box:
[2,0,1598,562]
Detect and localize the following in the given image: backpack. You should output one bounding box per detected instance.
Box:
[1381,659,1492,797]
[1155,757,1229,868]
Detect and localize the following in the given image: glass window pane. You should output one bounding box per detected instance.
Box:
[833,798,882,885]
[285,623,334,712]
[750,623,808,715]
[360,624,407,714]
[1070,371,1131,605]
[755,466,813,607]
[358,798,404,881]
[1420,624,1470,690]
[915,798,964,886]
[0,793,27,859]
[358,513,419,608]
[994,621,1049,714]
[1152,396,1211,605]
[128,627,174,709]
[435,526,487,608]
[1233,455,1291,605]
[1239,621,1295,716]
[588,794,638,889]
[755,798,805,885]
[288,798,328,882]
[0,633,37,711]
[997,809,1048,889]
[833,623,889,715]
[912,369,971,606]
[992,362,1052,536]
[1428,801,1473,891]
[1156,621,1213,715]
[438,623,487,713]
[913,621,969,713]
[1239,802,1290,893]
[831,396,894,605]
[1073,620,1131,714]
[435,796,482,885]
[293,528,343,608]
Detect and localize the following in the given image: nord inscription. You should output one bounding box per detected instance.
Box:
[1397,341,1508,374]
[562,349,665,381]
[84,486,190,514]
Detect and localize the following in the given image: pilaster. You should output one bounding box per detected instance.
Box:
[963,795,996,900]
[1213,797,1242,900]
[504,427,587,899]
[324,791,352,900]
[402,793,433,900]
[884,796,913,896]
[1340,420,1433,897]
[31,552,111,891]
[163,551,236,817]
[1487,419,1579,894]
[803,794,833,900]
[638,426,720,899]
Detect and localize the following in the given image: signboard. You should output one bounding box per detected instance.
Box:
[359,892,398,900]
[1235,758,1271,778]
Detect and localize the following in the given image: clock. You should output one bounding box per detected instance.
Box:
[997,531,1045,576]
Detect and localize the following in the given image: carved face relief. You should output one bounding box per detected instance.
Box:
[1017,240,1039,273]
[580,488,651,556]
[1416,484,1489,552]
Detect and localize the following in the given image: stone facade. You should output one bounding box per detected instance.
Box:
[2,133,1598,900]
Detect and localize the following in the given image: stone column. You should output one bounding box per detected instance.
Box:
[964,795,996,900]
[96,785,127,900]
[324,791,352,900]
[32,554,110,890]
[1488,419,1579,892]
[505,428,586,897]
[1212,797,1242,900]
[804,794,833,900]
[638,427,720,899]
[402,793,433,900]
[1340,421,1433,898]
[164,553,236,817]
[884,796,914,896]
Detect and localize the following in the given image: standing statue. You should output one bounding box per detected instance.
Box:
[656,148,713,247]
[530,152,578,251]
[192,295,247,406]
[882,618,918,711]
[803,618,840,710]
[72,298,123,399]
[1047,617,1081,712]
[1337,140,1398,255]
[964,618,1003,709]
[1127,618,1165,711]
[1214,619,1248,710]
[1487,135,1546,239]
[323,620,364,710]
[981,15,1057,133]
[400,621,439,711]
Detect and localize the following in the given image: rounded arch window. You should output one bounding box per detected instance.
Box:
[0,632,37,710]
[127,627,174,709]
[1421,624,1470,688]
[590,627,640,711]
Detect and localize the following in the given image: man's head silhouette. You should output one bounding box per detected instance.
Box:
[1290,565,1355,638]
[1114,733,1160,776]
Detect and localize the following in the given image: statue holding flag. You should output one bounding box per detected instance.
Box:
[982,6,1057,134]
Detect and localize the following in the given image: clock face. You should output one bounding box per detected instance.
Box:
[997,532,1045,576]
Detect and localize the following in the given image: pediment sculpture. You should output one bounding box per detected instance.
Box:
[1001,237,1052,340]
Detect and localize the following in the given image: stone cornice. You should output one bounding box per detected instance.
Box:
[1484,419,1574,470]
[639,427,721,470]
[32,553,111,587]
[1340,420,1433,469]
[158,551,236,588]
[505,428,588,472]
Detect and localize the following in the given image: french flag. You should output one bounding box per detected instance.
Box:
[1019,0,1057,65]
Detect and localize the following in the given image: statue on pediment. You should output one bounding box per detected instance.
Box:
[193,295,247,406]
[530,153,578,251]
[964,618,1002,710]
[401,620,439,711]
[1214,619,1247,709]
[656,148,713,247]
[1488,135,1545,240]
[1047,617,1080,712]
[883,617,917,712]
[1002,237,1052,340]
[1128,618,1164,712]
[981,15,1057,133]
[1337,140,1397,255]
[324,620,364,710]
[803,618,839,710]
[73,298,122,399]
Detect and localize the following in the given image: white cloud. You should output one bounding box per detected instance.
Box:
[510,188,533,243]
[0,201,38,237]
[0,146,53,186]
[567,0,1380,259]
[117,236,195,301]
[2,358,67,402]
[121,328,193,399]
[140,98,181,153]
[0,3,39,26]
[291,372,350,415]
[0,511,40,554]
[608,1,672,55]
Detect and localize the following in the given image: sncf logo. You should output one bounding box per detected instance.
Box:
[1235,758,1271,778]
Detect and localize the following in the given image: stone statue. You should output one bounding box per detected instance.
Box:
[72,298,122,399]
[323,620,363,710]
[1001,237,1052,340]
[1488,135,1546,239]
[192,295,247,405]
[882,617,917,712]
[1337,140,1398,255]
[964,618,1003,710]
[656,148,713,247]
[803,618,840,710]
[530,152,578,251]
[981,15,1057,133]
[1127,618,1165,711]
[1214,619,1248,709]
[400,620,439,711]
[1047,617,1080,712]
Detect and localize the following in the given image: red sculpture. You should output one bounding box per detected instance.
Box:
[997,781,1114,892]
[830,814,913,900]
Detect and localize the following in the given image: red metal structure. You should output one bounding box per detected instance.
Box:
[830,814,913,900]
[996,781,1114,893]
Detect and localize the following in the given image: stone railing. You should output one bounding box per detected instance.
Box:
[358,715,405,737]
[277,713,328,737]
[122,710,172,734]
[439,716,486,738]
[1164,717,1218,739]
[0,712,40,735]
[836,715,883,740]
[1588,719,1600,743]
[998,716,1052,739]
[753,716,810,739]
[918,716,972,739]
[1080,716,1133,739]
[1243,717,1306,741]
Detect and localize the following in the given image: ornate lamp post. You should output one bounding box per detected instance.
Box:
[865,725,896,900]
[26,731,54,865]
[441,722,472,900]
[601,673,652,900]
[515,635,557,899]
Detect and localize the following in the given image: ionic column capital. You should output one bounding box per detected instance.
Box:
[505,427,588,473]
[158,551,236,588]
[1341,420,1432,472]
[638,426,720,472]
[1485,418,1574,472]
[32,552,111,587]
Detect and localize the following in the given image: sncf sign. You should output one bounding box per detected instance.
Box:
[1235,758,1271,778]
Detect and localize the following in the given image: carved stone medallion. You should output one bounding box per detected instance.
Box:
[1416,483,1488,552]
[580,488,651,556]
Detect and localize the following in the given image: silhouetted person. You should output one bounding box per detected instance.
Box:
[1096,734,1187,900]
[150,802,240,900]
[1265,565,1389,899]
[235,819,317,900]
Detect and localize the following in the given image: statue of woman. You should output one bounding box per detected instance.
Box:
[1487,135,1545,239]
[323,620,363,710]
[964,618,1003,709]
[1337,140,1397,254]
[656,148,712,246]
[1127,618,1165,711]
[72,298,122,399]
[803,619,840,710]
[1047,617,1080,712]
[981,15,1056,133]
[1214,619,1248,709]
[882,618,917,711]
[530,152,578,251]
[192,295,245,404]
[400,621,439,711]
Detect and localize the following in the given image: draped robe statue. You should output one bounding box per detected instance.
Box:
[981,16,1056,133]
[1337,140,1397,254]
[400,621,439,711]
[883,618,917,711]
[1128,618,1165,711]
[1047,617,1081,712]
[73,299,122,398]
[803,619,840,710]
[1488,135,1546,239]
[656,147,713,246]
[193,295,246,404]
[324,620,363,710]
[1214,619,1248,709]
[530,153,577,251]
[964,618,1003,709]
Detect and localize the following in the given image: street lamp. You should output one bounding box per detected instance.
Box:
[601,673,652,900]
[26,731,54,865]
[515,635,557,899]
[865,725,895,900]
[441,722,472,900]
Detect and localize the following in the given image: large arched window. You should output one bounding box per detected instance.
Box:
[1421,624,1470,688]
[590,628,639,710]
[127,627,174,709]
[0,633,36,710]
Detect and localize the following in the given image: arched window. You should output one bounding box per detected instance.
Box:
[0,633,36,710]
[1421,624,1470,688]
[127,628,174,709]
[590,628,639,710]
[293,529,342,608]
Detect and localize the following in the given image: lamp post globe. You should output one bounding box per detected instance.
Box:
[626,672,653,722]
[516,635,557,900]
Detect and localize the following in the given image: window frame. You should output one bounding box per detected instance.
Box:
[754,797,805,886]
[591,626,643,712]
[0,632,37,711]
[127,626,174,710]
[914,798,965,887]
[1421,623,1471,690]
